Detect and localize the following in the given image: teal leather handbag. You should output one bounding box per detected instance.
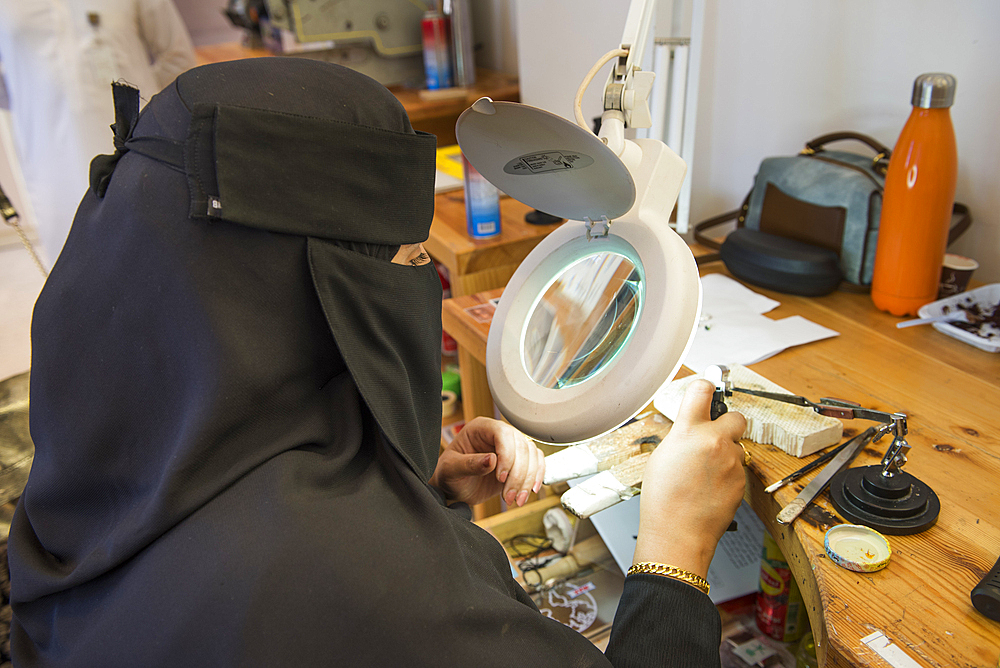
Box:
[695,132,970,295]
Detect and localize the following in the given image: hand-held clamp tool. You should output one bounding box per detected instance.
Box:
[704,365,738,532]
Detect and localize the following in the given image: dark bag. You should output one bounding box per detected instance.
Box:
[695,132,971,296]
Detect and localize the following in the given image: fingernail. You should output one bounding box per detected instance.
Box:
[533,481,541,494]
[498,470,508,483]
[516,491,529,507]
[481,455,493,470]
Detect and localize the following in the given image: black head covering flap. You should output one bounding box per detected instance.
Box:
[86,59,442,478]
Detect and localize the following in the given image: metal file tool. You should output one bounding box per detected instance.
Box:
[775,427,876,525]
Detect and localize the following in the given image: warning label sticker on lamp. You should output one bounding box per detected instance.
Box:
[504,151,595,175]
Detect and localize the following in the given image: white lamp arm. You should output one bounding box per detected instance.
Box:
[595,0,657,153]
[607,0,656,100]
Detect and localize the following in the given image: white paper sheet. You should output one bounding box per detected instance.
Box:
[434,169,463,193]
[682,274,839,373]
[860,631,923,668]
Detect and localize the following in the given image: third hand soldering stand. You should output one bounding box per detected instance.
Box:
[827,412,940,535]
[706,365,940,535]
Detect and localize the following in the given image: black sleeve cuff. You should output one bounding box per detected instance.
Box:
[604,573,722,668]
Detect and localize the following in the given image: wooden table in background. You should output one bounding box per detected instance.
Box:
[194,43,519,146]
[442,288,502,426]
[443,261,1000,667]
[427,194,563,298]
[431,194,563,431]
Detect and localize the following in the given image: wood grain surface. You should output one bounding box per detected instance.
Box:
[696,264,1000,668]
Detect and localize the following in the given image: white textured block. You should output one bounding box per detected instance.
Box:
[561,471,639,519]
[652,365,842,457]
[543,444,600,485]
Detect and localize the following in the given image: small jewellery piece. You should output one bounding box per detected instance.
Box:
[627,562,710,596]
[740,444,752,466]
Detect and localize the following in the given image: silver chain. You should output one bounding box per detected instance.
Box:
[1,187,49,277]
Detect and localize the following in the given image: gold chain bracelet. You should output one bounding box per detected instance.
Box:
[627,562,710,596]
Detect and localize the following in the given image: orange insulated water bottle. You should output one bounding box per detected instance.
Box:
[871,73,958,316]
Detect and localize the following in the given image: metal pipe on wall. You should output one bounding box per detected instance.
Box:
[446,0,476,87]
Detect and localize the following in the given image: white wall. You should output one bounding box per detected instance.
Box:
[173,0,243,46]
[515,0,631,125]
[472,0,519,75]
[515,0,1000,283]
[695,1,1000,282]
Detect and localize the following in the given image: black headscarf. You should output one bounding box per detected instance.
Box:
[7,58,625,667]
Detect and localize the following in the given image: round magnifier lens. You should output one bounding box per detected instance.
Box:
[521,251,644,390]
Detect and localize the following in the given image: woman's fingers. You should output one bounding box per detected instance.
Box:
[491,425,542,507]
[501,430,530,506]
[457,418,542,508]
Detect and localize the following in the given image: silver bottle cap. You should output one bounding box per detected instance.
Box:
[911,73,956,108]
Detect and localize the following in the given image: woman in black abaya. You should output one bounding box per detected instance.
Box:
[8,58,747,667]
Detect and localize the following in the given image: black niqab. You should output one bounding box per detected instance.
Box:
[8,56,727,668]
[6,58,625,666]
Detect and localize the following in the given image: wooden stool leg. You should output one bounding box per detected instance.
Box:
[456,347,503,519]
[459,347,493,425]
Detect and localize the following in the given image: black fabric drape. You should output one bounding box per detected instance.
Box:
[8,57,721,667]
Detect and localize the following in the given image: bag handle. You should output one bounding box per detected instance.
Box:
[804,131,891,156]
[803,131,892,175]
[949,202,972,246]
[692,190,752,264]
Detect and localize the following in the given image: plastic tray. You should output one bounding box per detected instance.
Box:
[917,283,1000,353]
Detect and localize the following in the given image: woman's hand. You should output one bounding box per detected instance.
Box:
[634,379,748,579]
[429,417,545,507]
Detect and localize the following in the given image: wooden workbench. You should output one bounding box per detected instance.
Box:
[193,43,519,146]
[430,193,563,430]
[442,263,1000,667]
[427,193,563,298]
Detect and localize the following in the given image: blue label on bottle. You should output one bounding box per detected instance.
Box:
[464,158,501,238]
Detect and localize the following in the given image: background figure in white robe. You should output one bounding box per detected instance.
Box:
[0,0,196,266]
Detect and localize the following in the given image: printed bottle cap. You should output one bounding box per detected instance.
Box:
[824,524,891,572]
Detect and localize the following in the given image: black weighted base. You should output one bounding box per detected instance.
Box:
[524,210,563,225]
[829,465,940,535]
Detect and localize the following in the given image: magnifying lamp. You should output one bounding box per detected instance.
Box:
[455,0,701,445]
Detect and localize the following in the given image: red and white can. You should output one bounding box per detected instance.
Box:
[421,11,452,90]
